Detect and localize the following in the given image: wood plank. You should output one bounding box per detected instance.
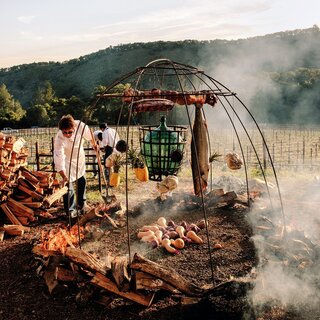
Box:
[20,202,43,209]
[7,197,35,216]
[131,253,204,297]
[65,247,108,275]
[0,203,22,225]
[91,272,155,307]
[3,224,30,232]
[18,184,44,201]
[55,267,75,282]
[16,216,29,225]
[32,245,61,257]
[20,167,40,184]
[135,271,179,293]
[43,186,68,208]
[111,256,130,291]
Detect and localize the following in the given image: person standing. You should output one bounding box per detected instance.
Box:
[101,123,119,181]
[91,129,103,177]
[54,114,94,218]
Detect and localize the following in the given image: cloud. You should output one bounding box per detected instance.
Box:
[20,31,43,41]
[17,16,35,24]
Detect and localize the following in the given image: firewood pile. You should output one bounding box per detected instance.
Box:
[0,133,67,239]
[31,202,216,306]
[33,242,211,307]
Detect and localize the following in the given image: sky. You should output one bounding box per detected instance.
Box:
[0,0,319,68]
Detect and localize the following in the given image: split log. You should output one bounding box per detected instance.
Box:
[134,271,179,293]
[79,200,121,226]
[43,186,68,208]
[7,197,35,217]
[0,230,4,241]
[207,277,254,297]
[20,167,40,184]
[94,294,113,307]
[18,177,38,191]
[91,272,155,307]
[18,184,44,201]
[55,267,75,282]
[111,256,131,291]
[65,247,108,275]
[0,203,22,225]
[0,225,29,236]
[20,202,43,209]
[131,253,204,297]
[205,191,237,207]
[16,216,29,225]
[2,224,30,232]
[78,208,101,226]
[44,255,67,294]
[32,245,62,258]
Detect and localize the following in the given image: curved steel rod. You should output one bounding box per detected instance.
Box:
[233,94,286,235]
[198,73,274,208]
[203,73,285,233]
[168,60,216,285]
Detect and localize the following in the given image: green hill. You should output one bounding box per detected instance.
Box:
[0,25,320,125]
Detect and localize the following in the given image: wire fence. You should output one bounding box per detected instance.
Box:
[15,125,320,173]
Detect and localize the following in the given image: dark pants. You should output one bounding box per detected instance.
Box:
[63,175,86,213]
[104,146,113,182]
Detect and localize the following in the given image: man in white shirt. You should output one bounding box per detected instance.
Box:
[54,114,95,218]
[91,129,103,177]
[101,124,119,180]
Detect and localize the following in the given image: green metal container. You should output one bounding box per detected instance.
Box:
[140,116,187,181]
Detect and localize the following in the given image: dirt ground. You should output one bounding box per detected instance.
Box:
[0,176,319,320]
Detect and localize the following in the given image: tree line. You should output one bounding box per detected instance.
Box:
[0,25,320,127]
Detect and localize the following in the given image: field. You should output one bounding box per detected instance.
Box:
[18,125,320,174]
[0,125,319,319]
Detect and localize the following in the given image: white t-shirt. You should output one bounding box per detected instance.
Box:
[54,120,92,182]
[101,127,119,151]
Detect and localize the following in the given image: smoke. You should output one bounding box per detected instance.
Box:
[197,27,320,126]
[246,176,320,318]
[251,260,319,307]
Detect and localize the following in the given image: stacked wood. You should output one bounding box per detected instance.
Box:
[0,134,68,238]
[33,246,207,307]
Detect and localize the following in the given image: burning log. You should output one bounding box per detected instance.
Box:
[55,267,76,282]
[206,191,237,208]
[65,247,108,275]
[37,226,84,254]
[134,271,179,294]
[111,256,131,291]
[78,200,122,227]
[91,272,155,307]
[131,253,205,297]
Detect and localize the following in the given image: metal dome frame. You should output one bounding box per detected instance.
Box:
[70,58,286,285]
